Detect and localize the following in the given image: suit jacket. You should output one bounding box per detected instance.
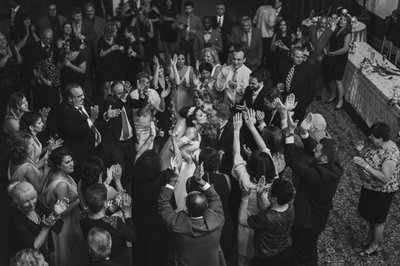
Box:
[158,185,224,266]
[101,94,139,154]
[227,26,263,70]
[285,136,343,231]
[217,117,234,175]
[55,101,97,163]
[308,25,333,65]
[211,15,233,46]
[38,15,67,37]
[72,20,96,62]
[84,16,106,58]
[193,29,223,60]
[9,6,26,43]
[238,85,269,112]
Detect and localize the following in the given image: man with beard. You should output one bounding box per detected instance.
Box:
[278,101,343,266]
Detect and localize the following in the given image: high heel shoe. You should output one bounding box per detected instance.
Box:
[360,246,381,257]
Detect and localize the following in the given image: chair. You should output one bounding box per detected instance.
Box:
[381,36,393,59]
[395,50,400,68]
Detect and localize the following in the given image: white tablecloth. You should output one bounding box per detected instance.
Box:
[343,42,400,139]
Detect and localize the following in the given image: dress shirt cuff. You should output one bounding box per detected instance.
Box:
[300,131,309,139]
[200,183,211,191]
[281,119,288,129]
[165,184,175,190]
[103,112,110,122]
[285,136,295,144]
[87,118,94,128]
[258,122,266,131]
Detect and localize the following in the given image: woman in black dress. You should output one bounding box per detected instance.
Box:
[270,18,294,83]
[186,147,236,266]
[98,22,124,98]
[60,38,87,91]
[123,25,144,85]
[326,15,352,110]
[160,0,179,62]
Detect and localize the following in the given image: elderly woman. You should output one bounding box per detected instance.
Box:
[10,249,49,266]
[353,122,400,256]
[239,178,295,266]
[8,181,68,264]
[7,131,45,192]
[232,112,277,266]
[42,147,88,266]
[80,183,137,266]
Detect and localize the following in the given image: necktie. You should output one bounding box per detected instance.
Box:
[247,32,251,48]
[232,69,238,83]
[218,17,222,28]
[186,15,191,40]
[317,29,323,39]
[120,107,131,140]
[285,65,295,93]
[78,107,102,147]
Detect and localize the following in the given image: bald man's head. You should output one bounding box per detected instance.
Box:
[186,191,208,217]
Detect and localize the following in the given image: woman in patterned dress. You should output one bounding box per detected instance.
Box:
[354,122,400,256]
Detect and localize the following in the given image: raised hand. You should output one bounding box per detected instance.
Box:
[353,156,369,169]
[171,54,178,66]
[233,112,243,131]
[245,108,257,127]
[106,105,121,119]
[161,86,171,98]
[47,137,64,152]
[54,197,70,215]
[153,56,159,68]
[221,64,229,77]
[193,162,206,186]
[169,157,181,185]
[242,144,252,159]
[90,105,99,120]
[39,107,51,121]
[112,164,122,183]
[284,93,298,111]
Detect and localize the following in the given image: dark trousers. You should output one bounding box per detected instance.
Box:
[291,226,321,266]
[262,37,273,69]
[252,245,292,266]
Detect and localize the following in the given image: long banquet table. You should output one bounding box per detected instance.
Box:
[342,42,400,139]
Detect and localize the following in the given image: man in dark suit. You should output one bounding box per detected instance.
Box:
[37,2,67,41]
[279,47,316,121]
[227,16,263,71]
[308,16,333,100]
[84,2,106,59]
[101,81,144,182]
[71,6,96,97]
[279,106,343,266]
[212,2,232,63]
[54,83,101,181]
[8,0,26,44]
[215,103,233,175]
[158,165,225,266]
[193,16,223,61]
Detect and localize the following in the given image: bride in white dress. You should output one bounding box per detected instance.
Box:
[159,106,208,210]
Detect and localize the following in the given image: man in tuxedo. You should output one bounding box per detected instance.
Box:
[84,2,106,59]
[279,47,316,121]
[215,103,233,175]
[101,81,142,182]
[54,83,101,181]
[193,16,223,61]
[227,16,263,71]
[158,167,225,266]
[37,2,66,41]
[308,16,333,100]
[212,2,232,63]
[8,0,26,44]
[279,107,343,266]
[71,6,96,97]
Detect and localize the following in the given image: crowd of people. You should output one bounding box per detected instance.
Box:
[2,0,399,266]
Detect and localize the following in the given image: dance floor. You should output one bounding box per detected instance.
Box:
[308,101,400,265]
